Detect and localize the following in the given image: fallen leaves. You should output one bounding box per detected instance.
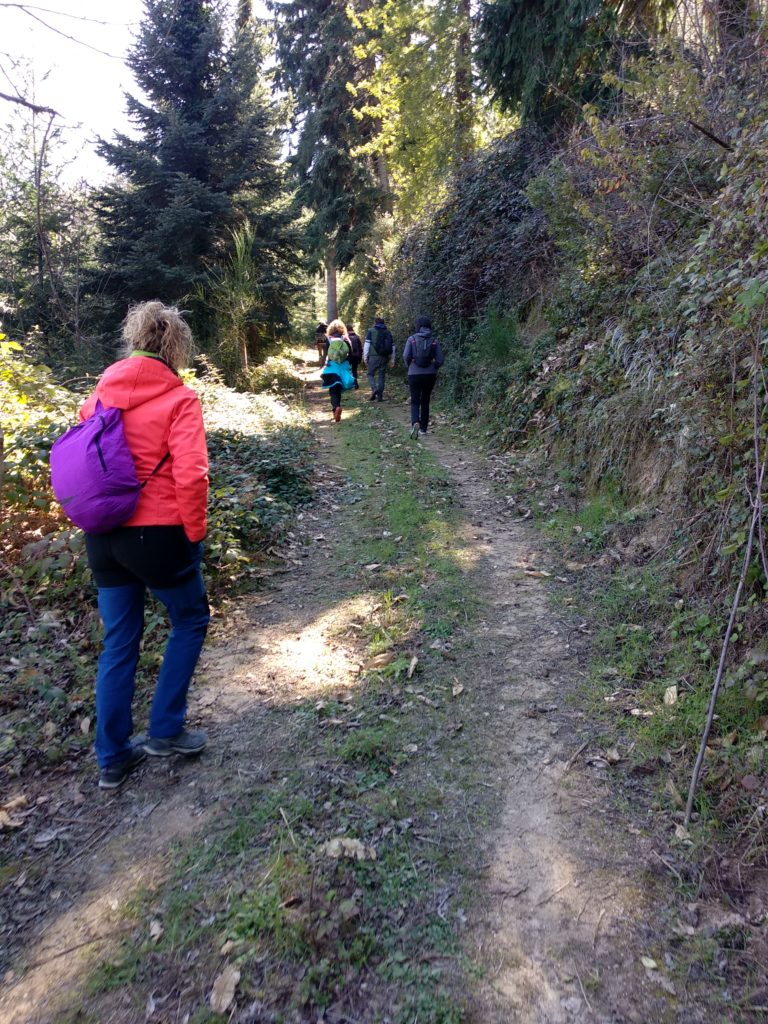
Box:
[321,837,377,861]
[666,777,685,809]
[210,964,240,1014]
[451,681,465,698]
[663,685,678,706]
[741,774,761,792]
[407,655,418,679]
[32,826,69,848]
[364,652,395,671]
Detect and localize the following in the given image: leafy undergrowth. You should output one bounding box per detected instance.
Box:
[80,395,490,1023]
[0,345,313,785]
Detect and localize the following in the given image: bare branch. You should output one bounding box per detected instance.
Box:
[687,119,733,152]
[0,87,58,116]
[0,3,122,25]
[684,469,762,827]
[2,5,123,58]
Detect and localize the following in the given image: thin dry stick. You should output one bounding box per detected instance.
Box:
[564,740,589,774]
[575,966,594,1016]
[279,806,298,848]
[684,463,764,826]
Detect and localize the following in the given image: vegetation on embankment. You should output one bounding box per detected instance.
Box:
[0,343,313,783]
[381,47,768,843]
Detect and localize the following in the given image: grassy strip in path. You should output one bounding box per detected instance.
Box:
[80,393,492,1023]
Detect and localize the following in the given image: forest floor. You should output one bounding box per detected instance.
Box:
[0,354,756,1024]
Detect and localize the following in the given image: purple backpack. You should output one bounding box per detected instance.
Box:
[50,400,169,534]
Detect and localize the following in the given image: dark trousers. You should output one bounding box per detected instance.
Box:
[408,374,436,431]
[86,526,209,768]
[328,383,342,410]
[350,358,361,386]
[367,364,386,398]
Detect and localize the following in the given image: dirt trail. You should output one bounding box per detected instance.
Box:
[405,420,675,1023]
[1,368,714,1023]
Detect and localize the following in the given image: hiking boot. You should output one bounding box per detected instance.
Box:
[419,430,428,436]
[334,406,342,422]
[143,729,207,757]
[99,746,147,790]
[376,395,383,402]
[410,423,420,439]
[368,392,377,401]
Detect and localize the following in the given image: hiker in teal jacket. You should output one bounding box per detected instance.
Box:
[320,319,355,422]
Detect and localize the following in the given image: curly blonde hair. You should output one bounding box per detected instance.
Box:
[327,318,347,338]
[121,301,193,371]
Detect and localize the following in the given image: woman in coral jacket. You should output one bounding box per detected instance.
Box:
[80,302,210,791]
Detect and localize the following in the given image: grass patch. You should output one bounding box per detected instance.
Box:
[81,388,490,1023]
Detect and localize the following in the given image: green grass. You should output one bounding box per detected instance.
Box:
[81,389,489,1023]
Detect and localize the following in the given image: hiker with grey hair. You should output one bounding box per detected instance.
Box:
[363,315,395,401]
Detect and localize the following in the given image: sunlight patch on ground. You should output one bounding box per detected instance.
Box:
[189,592,380,721]
[478,778,642,1020]
[197,376,306,432]
[270,593,377,696]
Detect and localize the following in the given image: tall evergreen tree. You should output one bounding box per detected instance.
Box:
[95,0,289,306]
[269,0,382,319]
[477,0,671,123]
[477,0,612,122]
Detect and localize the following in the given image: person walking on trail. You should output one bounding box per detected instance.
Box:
[403,315,445,439]
[315,322,329,366]
[79,301,210,790]
[364,315,395,401]
[346,323,363,389]
[321,318,355,422]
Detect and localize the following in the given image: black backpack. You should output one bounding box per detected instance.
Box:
[370,326,393,357]
[413,334,437,368]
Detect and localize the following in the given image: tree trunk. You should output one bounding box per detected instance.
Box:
[454,0,472,165]
[237,0,251,28]
[377,152,393,214]
[326,246,338,322]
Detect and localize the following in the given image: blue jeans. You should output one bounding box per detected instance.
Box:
[94,569,209,768]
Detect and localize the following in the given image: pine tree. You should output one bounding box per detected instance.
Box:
[269,0,382,319]
[477,0,671,122]
[95,0,288,306]
[477,0,612,122]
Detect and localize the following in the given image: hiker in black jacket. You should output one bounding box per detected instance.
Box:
[347,324,363,389]
[363,316,396,401]
[315,323,329,366]
[403,316,445,438]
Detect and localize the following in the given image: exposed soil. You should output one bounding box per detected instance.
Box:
[0,364,744,1023]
